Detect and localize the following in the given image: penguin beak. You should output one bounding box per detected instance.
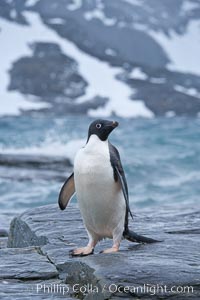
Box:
[111,121,119,128]
[104,120,118,137]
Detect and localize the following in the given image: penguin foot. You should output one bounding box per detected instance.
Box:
[100,246,119,254]
[69,246,94,257]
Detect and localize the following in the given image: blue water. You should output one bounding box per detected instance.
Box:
[0,115,200,217]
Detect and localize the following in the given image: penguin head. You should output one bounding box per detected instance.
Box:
[87,119,119,142]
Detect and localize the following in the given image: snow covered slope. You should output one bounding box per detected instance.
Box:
[0,0,200,117]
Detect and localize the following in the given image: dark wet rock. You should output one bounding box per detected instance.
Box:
[7,204,200,299]
[9,42,87,100]
[0,229,8,237]
[0,153,72,181]
[0,228,8,249]
[8,217,48,248]
[0,153,72,170]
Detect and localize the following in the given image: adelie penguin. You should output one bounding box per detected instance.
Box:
[58,119,159,256]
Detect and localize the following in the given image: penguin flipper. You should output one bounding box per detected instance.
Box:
[115,166,133,220]
[108,142,133,220]
[58,173,75,210]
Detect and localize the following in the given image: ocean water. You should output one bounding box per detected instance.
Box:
[0,115,200,219]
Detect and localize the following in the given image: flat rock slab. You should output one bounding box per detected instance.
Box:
[0,247,73,299]
[0,247,58,280]
[0,279,73,300]
[7,204,200,299]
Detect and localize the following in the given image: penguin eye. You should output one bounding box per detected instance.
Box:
[96,123,102,129]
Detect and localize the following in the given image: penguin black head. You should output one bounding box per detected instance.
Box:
[87,119,119,142]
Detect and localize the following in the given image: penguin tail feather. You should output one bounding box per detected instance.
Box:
[123,229,162,244]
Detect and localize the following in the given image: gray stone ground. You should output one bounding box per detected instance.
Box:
[1,204,200,299]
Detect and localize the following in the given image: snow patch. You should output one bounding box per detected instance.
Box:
[96,0,104,10]
[48,18,65,25]
[124,0,142,6]
[84,9,116,26]
[150,77,166,84]
[129,68,148,80]
[105,48,116,56]
[149,21,200,75]
[166,111,176,118]
[10,9,17,19]
[88,84,154,118]
[0,93,50,116]
[133,23,148,31]
[26,0,39,7]
[89,98,153,118]
[67,0,82,11]
[118,21,126,28]
[174,85,200,98]
[181,0,199,13]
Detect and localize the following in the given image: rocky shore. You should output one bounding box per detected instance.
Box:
[0,204,200,299]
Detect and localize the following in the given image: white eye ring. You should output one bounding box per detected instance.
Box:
[96,123,102,129]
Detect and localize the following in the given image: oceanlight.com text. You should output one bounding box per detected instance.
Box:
[35,283,194,296]
[107,283,194,295]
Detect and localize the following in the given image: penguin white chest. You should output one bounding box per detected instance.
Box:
[74,135,114,194]
[75,136,112,176]
[74,135,125,238]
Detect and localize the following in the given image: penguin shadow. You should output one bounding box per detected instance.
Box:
[126,243,151,252]
[68,239,160,257]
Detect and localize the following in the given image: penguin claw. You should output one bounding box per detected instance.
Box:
[69,247,94,257]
